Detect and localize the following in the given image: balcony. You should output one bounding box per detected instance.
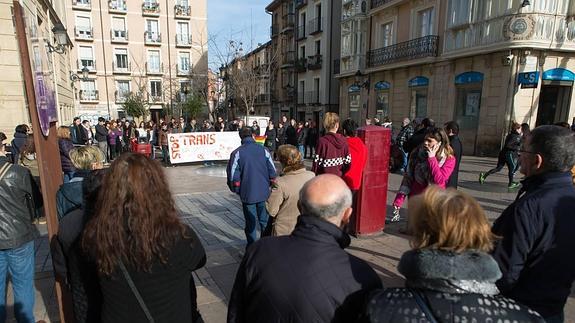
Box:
[174,5,191,18]
[79,90,99,102]
[177,64,190,76]
[111,29,128,43]
[371,0,394,10]
[308,17,323,35]
[295,92,304,105]
[176,34,192,47]
[295,0,307,9]
[146,62,164,75]
[148,93,164,103]
[307,54,322,70]
[282,13,295,32]
[340,54,365,74]
[255,94,271,105]
[270,24,279,38]
[142,2,160,16]
[112,62,131,74]
[281,51,295,68]
[74,27,93,41]
[115,90,129,103]
[367,35,439,68]
[305,91,320,105]
[72,0,91,10]
[77,59,96,72]
[295,57,307,73]
[108,0,127,13]
[296,25,306,40]
[144,31,162,45]
[175,92,192,103]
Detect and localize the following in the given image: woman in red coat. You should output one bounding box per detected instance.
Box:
[342,119,367,192]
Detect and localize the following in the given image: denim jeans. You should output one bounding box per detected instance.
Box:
[0,240,35,323]
[399,147,408,171]
[242,202,270,246]
[298,145,305,158]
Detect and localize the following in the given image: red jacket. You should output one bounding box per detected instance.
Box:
[343,137,367,190]
[312,132,351,176]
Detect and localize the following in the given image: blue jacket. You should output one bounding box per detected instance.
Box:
[492,172,575,318]
[226,137,277,204]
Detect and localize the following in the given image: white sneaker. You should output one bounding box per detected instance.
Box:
[390,206,401,222]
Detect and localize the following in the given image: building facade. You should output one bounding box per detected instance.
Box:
[65,0,208,122]
[0,0,75,137]
[338,0,575,156]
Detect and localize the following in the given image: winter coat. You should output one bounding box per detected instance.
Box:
[395,124,414,151]
[227,215,383,323]
[94,124,108,143]
[264,128,277,151]
[59,138,76,174]
[56,171,90,219]
[19,154,39,178]
[447,135,462,188]
[492,172,575,319]
[312,132,351,176]
[296,127,307,146]
[307,126,318,147]
[107,129,121,146]
[276,127,286,146]
[285,125,298,146]
[10,132,28,164]
[266,168,315,236]
[404,127,427,155]
[159,129,170,146]
[503,130,522,152]
[226,137,277,204]
[360,249,544,323]
[343,137,367,191]
[0,156,42,249]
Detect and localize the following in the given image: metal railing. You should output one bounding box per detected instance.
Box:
[111,29,128,41]
[296,25,306,40]
[148,93,164,103]
[174,4,191,16]
[307,54,322,70]
[295,57,307,72]
[176,64,190,76]
[144,31,162,44]
[308,17,323,34]
[145,62,164,74]
[305,91,320,105]
[367,35,439,67]
[108,0,126,12]
[112,61,131,73]
[77,59,96,71]
[371,0,394,10]
[142,1,160,15]
[74,27,93,39]
[79,90,99,101]
[282,13,295,30]
[176,34,192,46]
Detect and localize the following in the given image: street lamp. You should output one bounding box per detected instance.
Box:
[70,66,90,82]
[354,70,371,120]
[521,0,530,7]
[47,23,69,54]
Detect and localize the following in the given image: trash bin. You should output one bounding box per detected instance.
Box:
[351,126,391,236]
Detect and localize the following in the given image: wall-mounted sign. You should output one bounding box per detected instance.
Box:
[518,71,540,88]
[455,71,484,84]
[374,81,390,91]
[408,76,429,87]
[348,84,361,92]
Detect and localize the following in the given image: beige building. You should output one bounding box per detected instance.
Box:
[0,0,75,137]
[65,0,208,122]
[338,0,575,156]
[294,0,341,125]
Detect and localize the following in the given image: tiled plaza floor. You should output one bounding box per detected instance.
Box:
[13,156,575,322]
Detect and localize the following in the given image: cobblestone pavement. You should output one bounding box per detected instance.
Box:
[15,156,575,322]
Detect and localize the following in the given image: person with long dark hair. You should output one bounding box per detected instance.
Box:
[82,153,206,322]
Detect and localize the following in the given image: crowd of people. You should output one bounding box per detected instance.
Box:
[0,111,573,323]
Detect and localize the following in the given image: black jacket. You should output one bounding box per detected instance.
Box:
[94,124,108,142]
[404,127,427,155]
[296,127,307,146]
[361,249,543,323]
[447,135,462,188]
[503,130,522,152]
[0,156,41,249]
[492,172,575,318]
[285,125,298,146]
[264,128,277,151]
[10,132,28,164]
[276,127,286,146]
[227,215,382,323]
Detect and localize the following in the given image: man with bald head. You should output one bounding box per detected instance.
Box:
[227,175,382,323]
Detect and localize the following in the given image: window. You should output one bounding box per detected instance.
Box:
[146,20,160,40]
[316,3,321,19]
[376,91,389,118]
[150,80,162,97]
[349,93,360,124]
[75,16,92,38]
[179,0,189,6]
[177,22,190,44]
[115,48,128,69]
[447,0,472,28]
[79,46,94,70]
[109,0,126,10]
[381,22,393,47]
[298,80,305,104]
[144,0,158,8]
[179,81,190,101]
[417,7,435,37]
[112,17,126,38]
[315,40,320,55]
[179,52,190,72]
[116,80,130,98]
[147,50,160,71]
[81,80,96,99]
[299,46,305,58]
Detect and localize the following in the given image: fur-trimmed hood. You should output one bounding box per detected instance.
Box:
[398,248,502,295]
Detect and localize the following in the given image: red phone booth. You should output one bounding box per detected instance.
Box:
[351,126,392,236]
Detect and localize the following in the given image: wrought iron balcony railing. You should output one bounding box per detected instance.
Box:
[177,64,190,76]
[308,17,323,35]
[295,57,307,72]
[296,25,306,40]
[79,90,99,102]
[306,91,320,105]
[371,0,394,10]
[142,2,160,15]
[144,31,162,44]
[108,0,127,12]
[367,35,439,67]
[77,59,96,71]
[174,5,191,17]
[307,54,322,70]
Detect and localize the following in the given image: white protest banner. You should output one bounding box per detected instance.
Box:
[168,132,242,164]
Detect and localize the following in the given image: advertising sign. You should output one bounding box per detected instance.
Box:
[518,71,539,89]
[168,132,242,164]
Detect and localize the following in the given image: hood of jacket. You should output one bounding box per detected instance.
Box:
[322,132,347,150]
[291,215,351,249]
[398,249,501,295]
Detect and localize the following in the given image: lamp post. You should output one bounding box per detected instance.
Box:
[47,23,69,54]
[70,66,90,82]
[354,70,371,120]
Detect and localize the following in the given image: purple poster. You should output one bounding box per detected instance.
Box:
[28,18,58,136]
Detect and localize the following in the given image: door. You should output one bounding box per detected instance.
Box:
[455,88,482,155]
[536,85,572,126]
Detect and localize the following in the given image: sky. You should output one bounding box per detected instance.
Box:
[207,0,271,71]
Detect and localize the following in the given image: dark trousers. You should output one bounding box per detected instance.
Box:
[484,150,519,185]
[241,202,269,246]
[162,145,170,165]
